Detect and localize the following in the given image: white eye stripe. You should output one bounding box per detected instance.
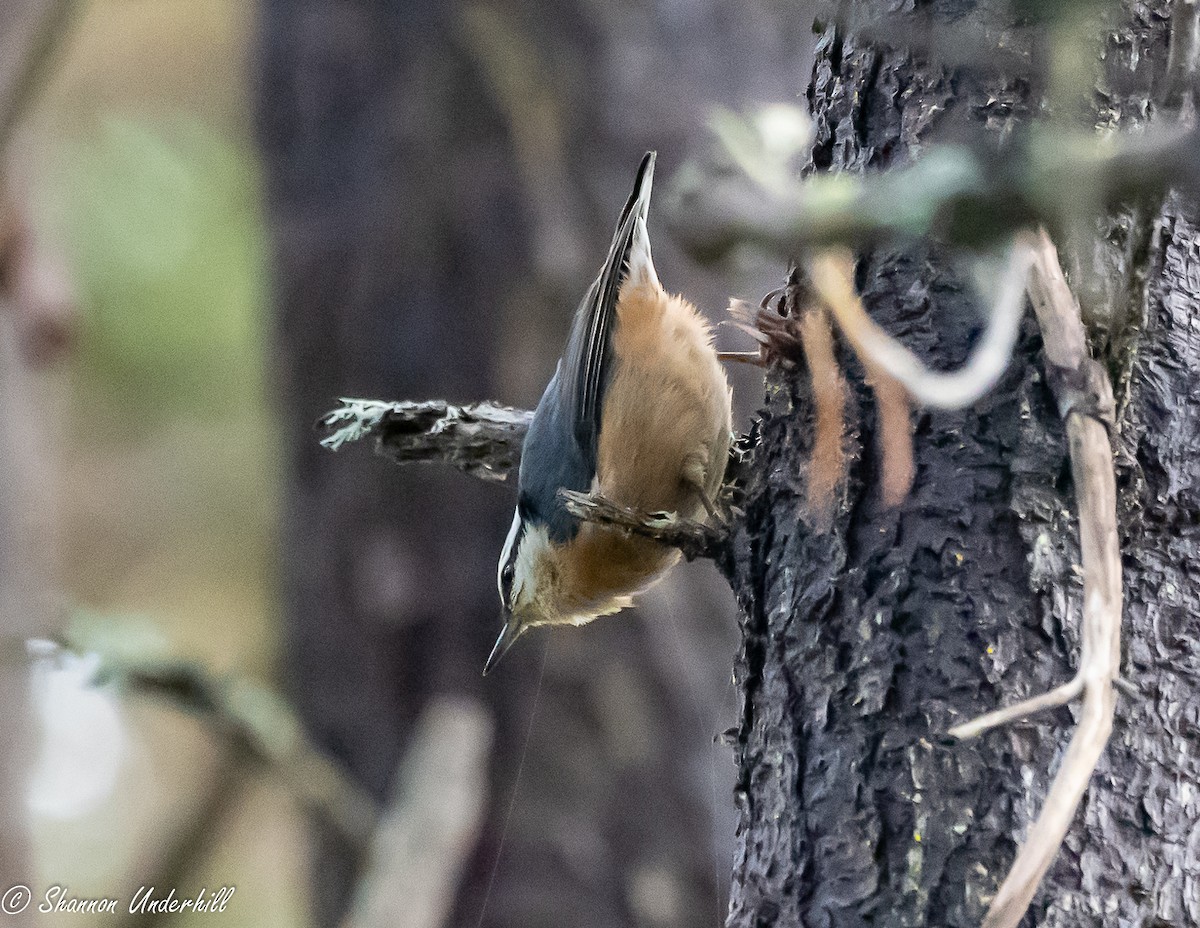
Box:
[498,509,523,598]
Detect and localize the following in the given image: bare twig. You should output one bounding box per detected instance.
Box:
[716,350,765,365]
[319,398,533,483]
[342,697,493,928]
[806,237,1036,411]
[723,297,801,369]
[949,229,1122,928]
[0,4,84,912]
[558,490,726,561]
[947,676,1085,741]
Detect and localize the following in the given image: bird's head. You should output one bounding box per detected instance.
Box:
[488,509,557,673]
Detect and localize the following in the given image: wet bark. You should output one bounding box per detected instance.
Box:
[724,1,1200,926]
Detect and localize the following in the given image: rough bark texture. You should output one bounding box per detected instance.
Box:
[725,1,1200,926]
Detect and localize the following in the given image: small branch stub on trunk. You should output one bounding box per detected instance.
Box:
[319,398,533,482]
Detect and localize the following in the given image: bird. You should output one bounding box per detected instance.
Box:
[487,151,732,673]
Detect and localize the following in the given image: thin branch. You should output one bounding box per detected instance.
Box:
[806,236,1036,411]
[949,228,1122,928]
[319,398,533,483]
[110,753,250,928]
[21,636,380,850]
[716,350,765,365]
[558,490,726,561]
[947,676,1084,742]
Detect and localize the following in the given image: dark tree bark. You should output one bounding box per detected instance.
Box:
[725,1,1200,926]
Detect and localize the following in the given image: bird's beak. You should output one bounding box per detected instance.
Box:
[483,618,524,675]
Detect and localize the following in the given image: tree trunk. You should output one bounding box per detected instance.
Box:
[725,1,1200,925]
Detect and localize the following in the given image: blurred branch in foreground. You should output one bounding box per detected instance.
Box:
[342,698,493,928]
[12,636,496,928]
[0,0,85,914]
[669,123,1200,261]
[15,636,381,850]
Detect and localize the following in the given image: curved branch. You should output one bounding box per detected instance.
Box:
[950,229,1122,928]
[806,236,1036,411]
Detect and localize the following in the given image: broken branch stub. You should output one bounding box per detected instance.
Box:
[318,398,533,482]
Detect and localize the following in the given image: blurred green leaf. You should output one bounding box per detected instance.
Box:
[47,115,270,433]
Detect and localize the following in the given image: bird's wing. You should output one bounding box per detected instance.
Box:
[518,153,656,543]
[562,150,656,463]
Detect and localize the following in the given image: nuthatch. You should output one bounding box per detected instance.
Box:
[487,152,732,672]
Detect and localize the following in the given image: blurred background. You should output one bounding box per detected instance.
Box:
[0,1,811,926]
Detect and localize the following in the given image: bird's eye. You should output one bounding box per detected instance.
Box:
[501,561,515,591]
